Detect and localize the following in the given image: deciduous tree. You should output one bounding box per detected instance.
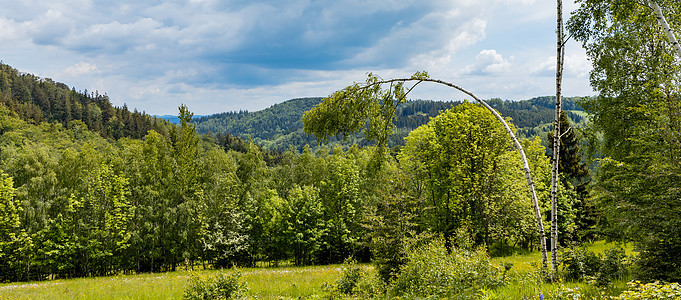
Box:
[569,0,681,280]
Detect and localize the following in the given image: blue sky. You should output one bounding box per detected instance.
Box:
[0,0,592,115]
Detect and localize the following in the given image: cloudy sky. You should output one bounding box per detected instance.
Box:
[0,0,592,115]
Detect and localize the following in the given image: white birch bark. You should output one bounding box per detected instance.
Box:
[551,0,565,276]
[649,0,681,59]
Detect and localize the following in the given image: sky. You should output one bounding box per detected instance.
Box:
[0,0,593,115]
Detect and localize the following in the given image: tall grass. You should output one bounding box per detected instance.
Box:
[0,241,632,299]
[0,265,351,300]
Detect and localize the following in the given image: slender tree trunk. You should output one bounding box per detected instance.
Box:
[649,0,681,59]
[551,0,565,276]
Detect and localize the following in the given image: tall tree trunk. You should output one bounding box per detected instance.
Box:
[649,0,681,59]
[551,0,565,276]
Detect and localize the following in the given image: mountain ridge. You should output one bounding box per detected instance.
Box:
[193,96,587,152]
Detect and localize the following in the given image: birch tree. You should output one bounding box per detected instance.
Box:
[551,0,566,274]
[303,72,550,278]
[649,0,681,58]
[569,0,681,281]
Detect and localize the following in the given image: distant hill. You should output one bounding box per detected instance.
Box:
[193,96,587,152]
[0,62,172,140]
[1,61,587,153]
[155,114,207,124]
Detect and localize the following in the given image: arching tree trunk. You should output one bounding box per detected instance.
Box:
[649,0,681,59]
[303,74,551,279]
[372,77,550,278]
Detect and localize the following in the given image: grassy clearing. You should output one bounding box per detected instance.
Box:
[0,271,190,300]
[0,265,350,300]
[491,240,633,273]
[489,240,634,299]
[0,241,632,299]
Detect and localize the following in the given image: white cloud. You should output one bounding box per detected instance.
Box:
[64,62,99,75]
[407,17,488,76]
[0,0,595,115]
[0,17,25,42]
[462,49,512,75]
[533,52,591,79]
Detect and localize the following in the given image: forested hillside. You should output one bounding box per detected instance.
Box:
[193,96,586,152]
[0,63,171,140]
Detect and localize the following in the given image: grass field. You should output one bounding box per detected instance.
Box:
[0,265,354,300]
[0,241,632,299]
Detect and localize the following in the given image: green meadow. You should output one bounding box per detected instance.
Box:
[0,266,345,299]
[0,241,632,300]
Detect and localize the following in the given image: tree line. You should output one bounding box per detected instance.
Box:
[0,92,593,282]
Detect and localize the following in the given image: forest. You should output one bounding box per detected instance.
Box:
[192,96,587,152]
[1,62,585,282]
[1,0,681,298]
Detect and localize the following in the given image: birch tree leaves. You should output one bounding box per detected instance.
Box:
[569,0,681,280]
[302,72,431,148]
[302,73,410,148]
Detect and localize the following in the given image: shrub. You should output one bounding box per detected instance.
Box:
[336,258,365,295]
[634,239,681,282]
[558,245,628,286]
[616,281,681,299]
[597,247,628,286]
[184,271,247,300]
[559,245,601,281]
[389,238,505,299]
[322,258,381,298]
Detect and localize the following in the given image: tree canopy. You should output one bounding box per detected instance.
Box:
[569,0,681,281]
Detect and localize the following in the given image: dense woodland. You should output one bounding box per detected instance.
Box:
[192,96,586,152]
[0,64,171,140]
[0,62,595,282]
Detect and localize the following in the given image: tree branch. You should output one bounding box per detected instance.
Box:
[560,126,572,139]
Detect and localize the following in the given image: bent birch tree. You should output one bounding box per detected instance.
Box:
[649,0,681,59]
[302,72,550,278]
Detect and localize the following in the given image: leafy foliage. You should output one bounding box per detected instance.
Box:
[569,0,681,281]
[559,245,629,286]
[399,102,549,250]
[616,281,681,300]
[389,238,505,299]
[184,271,248,300]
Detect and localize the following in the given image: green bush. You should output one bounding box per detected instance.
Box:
[336,258,365,295]
[597,247,628,286]
[389,238,505,299]
[559,245,628,286]
[559,245,601,281]
[634,240,681,282]
[616,281,681,299]
[322,258,381,298]
[184,271,247,300]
